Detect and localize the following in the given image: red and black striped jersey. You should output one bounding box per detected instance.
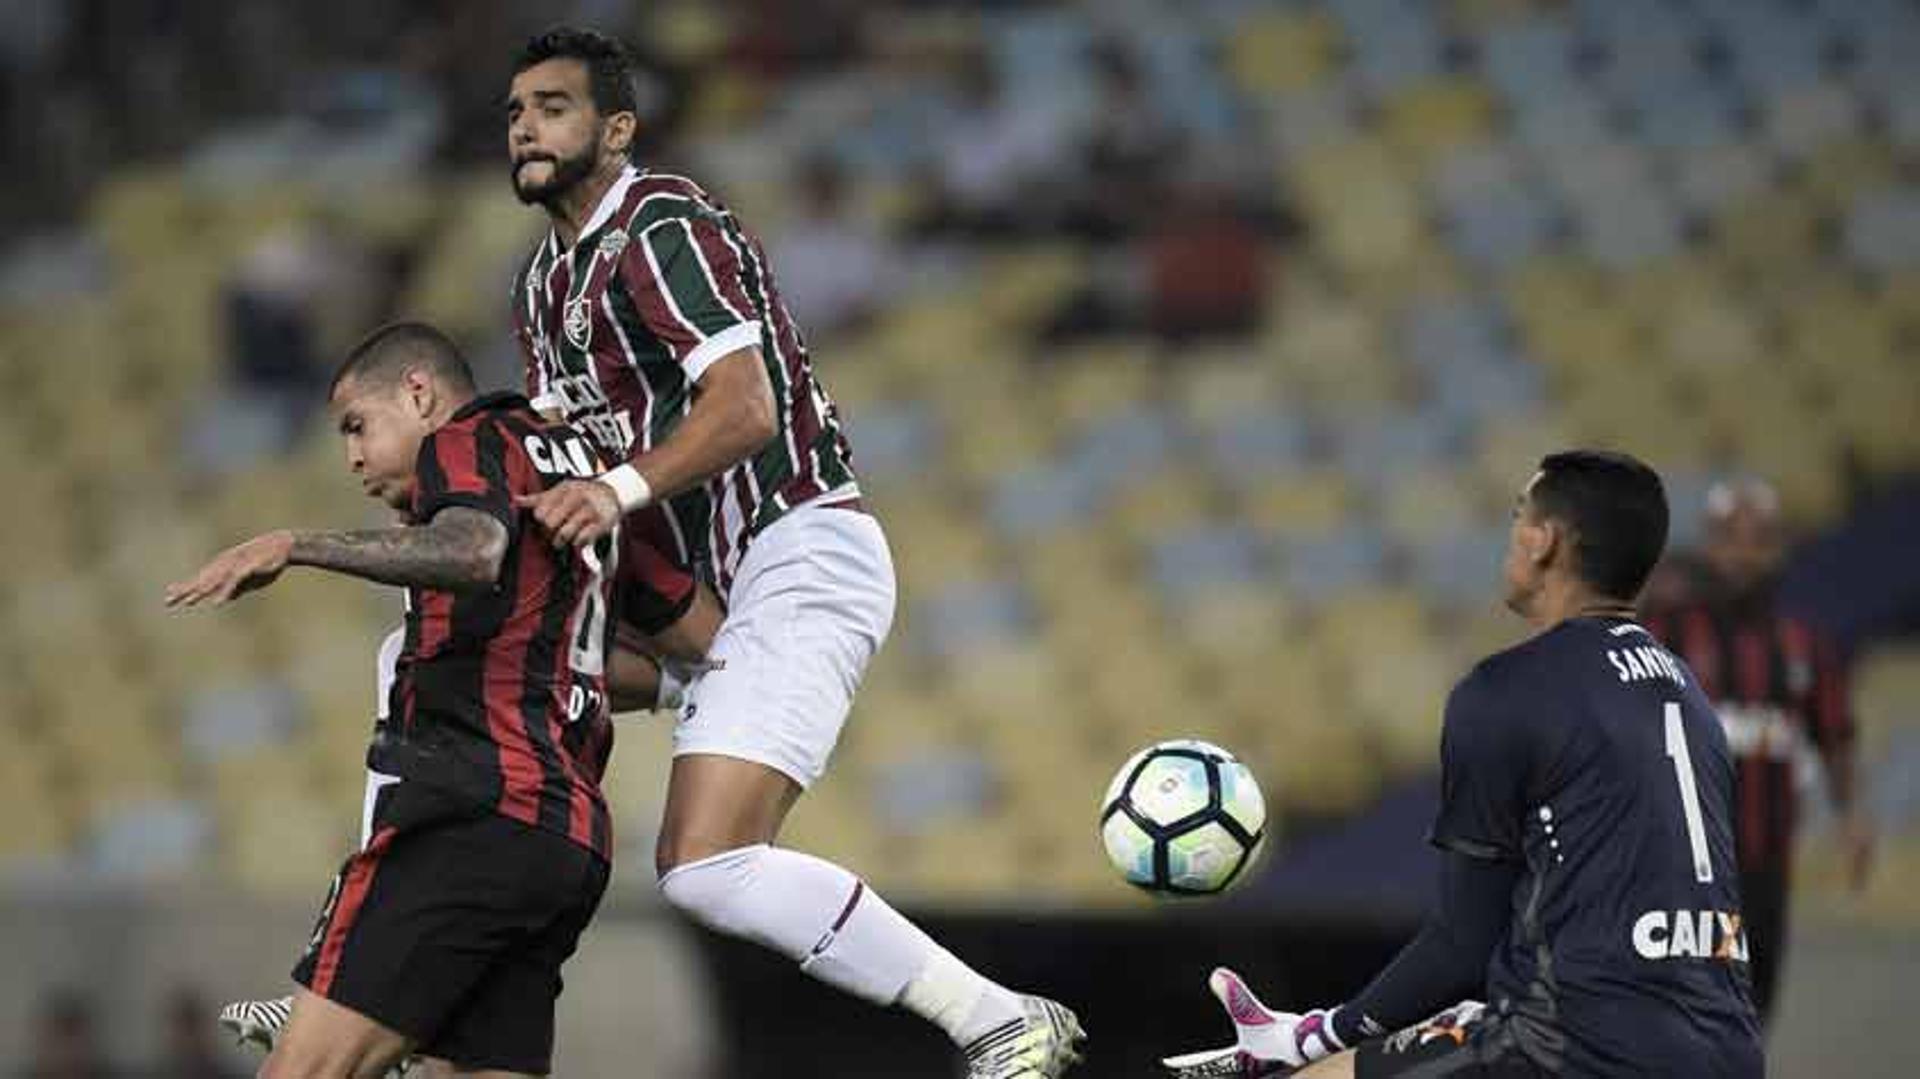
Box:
[373,392,619,861]
[512,165,858,593]
[1643,601,1853,873]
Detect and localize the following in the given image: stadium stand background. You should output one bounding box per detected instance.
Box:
[1,1,1917,1074]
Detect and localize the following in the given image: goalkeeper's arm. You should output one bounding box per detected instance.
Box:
[1326,850,1519,1046]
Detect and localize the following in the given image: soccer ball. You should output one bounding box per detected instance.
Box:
[1100,739,1267,896]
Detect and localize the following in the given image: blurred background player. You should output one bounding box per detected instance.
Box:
[168,324,622,1078]
[21,991,118,1079]
[1644,478,1874,1028]
[1164,452,1761,1079]
[501,26,1084,1077]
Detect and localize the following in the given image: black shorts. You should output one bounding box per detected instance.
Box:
[1356,1008,1545,1079]
[292,810,610,1073]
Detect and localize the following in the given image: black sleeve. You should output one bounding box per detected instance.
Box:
[1340,850,1521,1038]
[1429,665,1531,862]
[413,421,518,541]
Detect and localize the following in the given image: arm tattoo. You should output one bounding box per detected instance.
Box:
[289,507,508,590]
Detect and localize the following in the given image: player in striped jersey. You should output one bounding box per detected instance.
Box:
[170,324,633,1078]
[499,27,1083,1077]
[1643,478,1872,1028]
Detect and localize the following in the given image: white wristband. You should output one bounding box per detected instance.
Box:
[600,463,653,512]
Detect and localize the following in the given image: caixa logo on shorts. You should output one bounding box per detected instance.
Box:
[1631,909,1750,962]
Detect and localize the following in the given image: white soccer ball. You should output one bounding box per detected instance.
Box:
[1099,739,1267,896]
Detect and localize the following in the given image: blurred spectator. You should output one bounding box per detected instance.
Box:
[151,986,242,1079]
[770,156,893,335]
[1059,39,1181,244]
[912,48,1075,240]
[21,991,117,1079]
[1644,478,1875,1030]
[1145,177,1270,343]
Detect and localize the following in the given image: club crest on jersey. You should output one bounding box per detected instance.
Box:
[564,297,593,350]
[596,228,630,261]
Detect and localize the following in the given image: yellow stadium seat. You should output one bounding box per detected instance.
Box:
[1109,468,1219,546]
[1714,190,1821,273]
[947,644,1069,720]
[1239,469,1355,540]
[0,744,72,864]
[1169,587,1292,671]
[1795,139,1897,213]
[221,787,356,898]
[1227,9,1342,95]
[1379,466,1490,544]
[1175,355,1283,424]
[1380,79,1497,164]
[1038,343,1161,432]
[1612,255,1739,326]
[1019,530,1130,616]
[878,497,998,594]
[974,246,1088,333]
[1346,638,1454,776]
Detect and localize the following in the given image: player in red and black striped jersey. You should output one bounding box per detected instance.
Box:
[1643,478,1873,1028]
[167,322,670,1077]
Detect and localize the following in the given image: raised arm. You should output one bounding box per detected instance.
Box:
[164,508,508,609]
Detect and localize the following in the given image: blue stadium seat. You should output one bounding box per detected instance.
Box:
[1477,18,1582,103]
[1280,526,1392,604]
[1147,524,1270,601]
[1845,188,1920,271]
[840,401,938,491]
[988,461,1100,542]
[914,578,1034,663]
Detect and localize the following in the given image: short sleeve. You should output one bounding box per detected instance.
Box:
[622,212,764,381]
[1430,666,1532,862]
[413,421,517,541]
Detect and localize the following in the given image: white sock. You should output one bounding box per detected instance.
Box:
[658,845,1022,1044]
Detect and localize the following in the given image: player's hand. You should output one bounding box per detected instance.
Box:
[164,531,295,609]
[516,479,621,548]
[1160,969,1341,1077]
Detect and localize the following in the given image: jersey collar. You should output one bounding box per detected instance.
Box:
[554,163,643,254]
[450,391,530,422]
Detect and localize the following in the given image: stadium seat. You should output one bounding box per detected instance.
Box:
[1239,469,1355,543]
[1226,9,1342,97]
[1380,79,1497,164]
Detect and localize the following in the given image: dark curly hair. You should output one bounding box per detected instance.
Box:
[513,26,639,118]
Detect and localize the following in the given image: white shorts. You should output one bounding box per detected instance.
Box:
[673,499,896,787]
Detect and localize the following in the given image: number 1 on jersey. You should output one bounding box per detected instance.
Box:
[1663,702,1715,884]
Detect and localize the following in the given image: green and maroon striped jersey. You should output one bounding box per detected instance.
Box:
[512,165,858,592]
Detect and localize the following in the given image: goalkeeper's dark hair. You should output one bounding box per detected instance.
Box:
[513,26,639,119]
[1531,450,1669,602]
[332,322,476,397]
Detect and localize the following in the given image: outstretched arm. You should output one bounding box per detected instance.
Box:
[1333,851,1517,1041]
[165,508,508,608]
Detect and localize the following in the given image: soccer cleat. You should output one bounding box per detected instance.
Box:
[219,996,413,1077]
[218,996,293,1053]
[962,995,1088,1078]
[1160,1047,1294,1078]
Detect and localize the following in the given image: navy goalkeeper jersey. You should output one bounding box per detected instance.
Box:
[1433,616,1763,1078]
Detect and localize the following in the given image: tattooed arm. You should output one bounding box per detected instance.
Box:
[165,508,509,608]
[289,508,508,590]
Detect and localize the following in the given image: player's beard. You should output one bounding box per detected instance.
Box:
[512,143,599,207]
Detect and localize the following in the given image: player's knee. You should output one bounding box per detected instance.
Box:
[656,843,765,934]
